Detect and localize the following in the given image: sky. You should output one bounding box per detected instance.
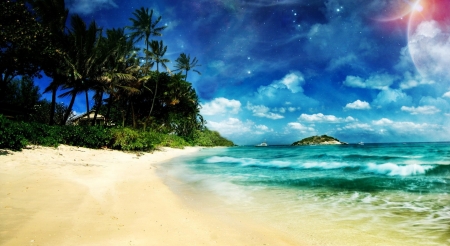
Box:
[38,0,450,145]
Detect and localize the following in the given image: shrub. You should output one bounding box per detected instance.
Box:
[0,114,234,152]
[110,127,153,151]
[58,125,110,148]
[191,128,234,147]
[0,115,28,150]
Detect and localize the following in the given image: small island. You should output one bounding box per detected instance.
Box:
[291,135,347,146]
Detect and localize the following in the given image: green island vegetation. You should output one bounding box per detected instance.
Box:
[0,0,234,151]
[291,135,346,146]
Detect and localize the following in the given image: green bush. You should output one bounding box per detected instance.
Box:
[58,125,110,148]
[148,131,189,148]
[110,127,153,151]
[191,128,234,147]
[0,115,28,150]
[0,114,234,151]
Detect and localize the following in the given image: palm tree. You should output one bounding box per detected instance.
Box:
[93,28,140,125]
[174,53,201,81]
[145,40,170,118]
[59,15,101,125]
[127,7,166,66]
[162,73,203,137]
[146,40,170,73]
[29,0,69,125]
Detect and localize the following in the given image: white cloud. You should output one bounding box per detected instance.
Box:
[443,91,450,98]
[256,71,305,97]
[288,107,300,112]
[287,122,315,132]
[372,118,394,125]
[327,53,358,71]
[372,89,412,108]
[298,113,355,123]
[246,102,284,120]
[399,72,435,89]
[201,97,241,116]
[67,0,118,15]
[343,73,396,90]
[344,100,371,110]
[400,105,441,115]
[372,118,441,132]
[206,118,252,136]
[255,124,270,131]
[342,123,372,130]
[206,118,273,139]
[279,72,305,93]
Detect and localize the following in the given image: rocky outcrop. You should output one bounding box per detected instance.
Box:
[291,135,347,146]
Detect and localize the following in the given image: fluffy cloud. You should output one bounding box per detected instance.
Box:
[287,122,315,132]
[443,91,450,98]
[298,113,355,123]
[372,118,393,125]
[256,71,305,97]
[372,89,412,108]
[201,97,241,116]
[344,100,371,110]
[67,0,118,15]
[342,123,372,130]
[343,74,396,90]
[206,118,252,136]
[399,72,435,90]
[372,118,439,131]
[206,118,272,142]
[400,106,441,115]
[246,102,284,120]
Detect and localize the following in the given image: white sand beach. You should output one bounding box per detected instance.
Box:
[0,145,302,246]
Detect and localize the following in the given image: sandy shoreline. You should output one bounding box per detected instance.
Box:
[0,145,302,246]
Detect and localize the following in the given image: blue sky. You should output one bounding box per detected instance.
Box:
[39,0,450,145]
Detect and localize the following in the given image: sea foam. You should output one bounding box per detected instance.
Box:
[365,163,435,176]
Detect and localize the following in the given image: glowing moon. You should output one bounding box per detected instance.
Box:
[407,0,450,80]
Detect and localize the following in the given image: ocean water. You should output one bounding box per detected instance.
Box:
[160,143,450,245]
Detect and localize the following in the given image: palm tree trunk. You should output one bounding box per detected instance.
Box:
[49,86,57,125]
[131,103,136,128]
[148,63,160,117]
[148,79,158,117]
[105,96,112,123]
[125,101,131,126]
[85,90,90,119]
[62,93,76,125]
[92,91,103,126]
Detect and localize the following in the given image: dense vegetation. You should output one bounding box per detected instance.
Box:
[0,0,234,150]
[0,115,233,151]
[292,135,345,146]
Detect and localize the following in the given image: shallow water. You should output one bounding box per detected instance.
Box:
[160,143,450,245]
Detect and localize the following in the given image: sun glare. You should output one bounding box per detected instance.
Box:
[413,2,424,12]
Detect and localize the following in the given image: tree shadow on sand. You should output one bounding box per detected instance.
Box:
[0,150,10,156]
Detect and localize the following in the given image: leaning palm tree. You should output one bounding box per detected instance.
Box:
[174,53,201,81]
[29,0,69,125]
[93,28,140,125]
[127,7,166,66]
[145,40,170,117]
[59,15,101,125]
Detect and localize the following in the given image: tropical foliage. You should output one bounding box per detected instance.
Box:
[0,0,234,150]
[0,115,233,151]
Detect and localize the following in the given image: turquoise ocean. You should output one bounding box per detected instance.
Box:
[160,142,450,245]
